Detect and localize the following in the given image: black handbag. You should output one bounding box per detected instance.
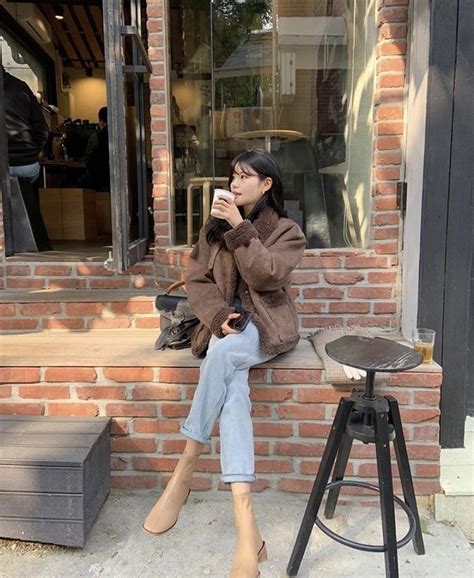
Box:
[155,280,199,350]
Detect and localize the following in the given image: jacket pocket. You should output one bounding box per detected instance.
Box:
[260,290,288,308]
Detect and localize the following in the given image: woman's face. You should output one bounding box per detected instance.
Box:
[230,162,272,216]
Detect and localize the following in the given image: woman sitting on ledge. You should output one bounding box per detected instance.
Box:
[143,149,306,577]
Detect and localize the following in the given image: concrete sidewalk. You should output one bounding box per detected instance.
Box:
[0,491,472,578]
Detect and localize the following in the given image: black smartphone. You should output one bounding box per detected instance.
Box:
[229,310,253,332]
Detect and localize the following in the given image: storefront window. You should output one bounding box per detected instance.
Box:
[0,27,48,98]
[169,0,376,248]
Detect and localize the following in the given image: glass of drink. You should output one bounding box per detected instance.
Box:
[210,189,235,218]
[413,328,436,364]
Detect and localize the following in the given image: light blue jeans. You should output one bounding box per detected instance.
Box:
[181,321,276,483]
[9,162,40,182]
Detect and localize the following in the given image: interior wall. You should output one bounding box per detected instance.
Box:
[62,68,107,122]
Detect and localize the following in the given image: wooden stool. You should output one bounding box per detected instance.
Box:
[287,336,426,578]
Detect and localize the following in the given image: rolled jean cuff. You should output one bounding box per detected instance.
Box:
[221,474,256,484]
[180,425,210,445]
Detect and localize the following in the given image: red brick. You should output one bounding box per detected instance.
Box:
[329,302,370,314]
[368,271,397,283]
[378,41,407,57]
[133,456,177,471]
[375,136,401,150]
[277,478,313,494]
[19,386,70,399]
[111,475,158,489]
[34,266,72,276]
[255,460,293,473]
[0,319,39,330]
[373,213,399,227]
[65,303,104,315]
[374,302,397,314]
[111,418,130,435]
[345,256,389,269]
[378,74,405,89]
[277,405,325,420]
[297,387,351,404]
[111,456,129,470]
[0,368,40,384]
[251,405,271,418]
[272,369,322,384]
[298,256,342,269]
[159,368,200,384]
[414,391,441,406]
[379,23,407,39]
[76,386,126,400]
[250,387,293,402]
[87,318,131,329]
[0,386,12,398]
[42,318,85,330]
[111,437,157,453]
[325,272,364,285]
[389,372,442,388]
[132,385,181,400]
[347,317,391,327]
[377,6,408,24]
[276,441,326,457]
[253,422,293,437]
[375,166,401,181]
[303,287,344,299]
[400,407,440,424]
[45,367,97,383]
[0,304,15,316]
[162,440,186,454]
[194,458,221,473]
[415,463,440,478]
[299,423,332,438]
[375,122,404,136]
[7,279,45,289]
[375,104,404,120]
[48,279,87,290]
[406,444,440,461]
[104,367,153,382]
[412,425,439,441]
[0,403,44,415]
[76,265,113,276]
[135,318,161,328]
[48,403,98,417]
[347,287,392,299]
[161,403,191,418]
[110,301,154,314]
[374,197,398,212]
[248,368,268,383]
[375,242,399,254]
[296,302,325,314]
[106,403,157,417]
[291,272,320,284]
[6,265,31,276]
[134,419,180,434]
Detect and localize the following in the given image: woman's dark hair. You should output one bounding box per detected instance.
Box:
[206,149,286,244]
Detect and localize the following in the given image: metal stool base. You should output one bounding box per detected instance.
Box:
[315,480,416,552]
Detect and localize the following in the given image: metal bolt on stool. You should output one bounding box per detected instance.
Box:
[287,336,426,578]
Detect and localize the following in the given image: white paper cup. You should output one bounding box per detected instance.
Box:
[211,189,235,217]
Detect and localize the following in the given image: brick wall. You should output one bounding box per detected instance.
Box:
[0,363,441,496]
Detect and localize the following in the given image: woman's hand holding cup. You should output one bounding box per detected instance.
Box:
[211,189,242,228]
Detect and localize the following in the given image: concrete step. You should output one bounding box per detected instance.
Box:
[0,289,161,331]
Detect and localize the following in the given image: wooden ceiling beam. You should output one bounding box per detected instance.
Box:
[41,3,82,68]
[74,4,104,63]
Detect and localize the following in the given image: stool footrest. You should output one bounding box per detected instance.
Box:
[316,480,416,552]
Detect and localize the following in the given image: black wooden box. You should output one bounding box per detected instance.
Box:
[0,416,111,547]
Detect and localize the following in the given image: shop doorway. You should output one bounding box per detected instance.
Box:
[0,0,152,270]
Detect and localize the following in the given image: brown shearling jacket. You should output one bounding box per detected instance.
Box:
[185,206,306,358]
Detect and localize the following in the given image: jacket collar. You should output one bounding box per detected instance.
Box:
[204,205,278,245]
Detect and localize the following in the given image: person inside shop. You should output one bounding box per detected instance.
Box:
[79,106,110,191]
[2,65,51,251]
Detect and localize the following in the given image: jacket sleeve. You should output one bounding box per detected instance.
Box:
[185,232,235,338]
[223,219,306,291]
[29,92,49,153]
